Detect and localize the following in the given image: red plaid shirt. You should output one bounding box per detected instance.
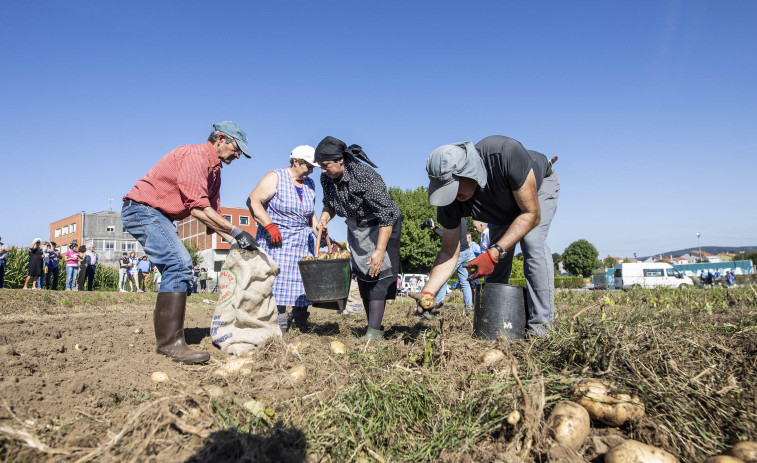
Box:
[124,142,222,223]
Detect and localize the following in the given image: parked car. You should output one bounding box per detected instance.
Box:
[613,263,694,290]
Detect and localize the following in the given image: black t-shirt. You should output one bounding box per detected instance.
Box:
[437,135,549,229]
[120,257,130,268]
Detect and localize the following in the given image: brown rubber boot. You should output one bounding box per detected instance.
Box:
[154,292,210,364]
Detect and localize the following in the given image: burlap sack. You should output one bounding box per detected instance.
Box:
[211,248,282,356]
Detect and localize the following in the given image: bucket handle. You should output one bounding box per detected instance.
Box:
[315,223,332,260]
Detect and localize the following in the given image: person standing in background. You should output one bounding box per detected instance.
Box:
[85,244,98,291]
[138,255,151,292]
[23,238,45,289]
[76,245,89,291]
[128,250,140,292]
[192,264,200,294]
[119,252,130,292]
[473,220,490,252]
[0,236,8,289]
[38,243,50,289]
[199,268,208,293]
[44,242,60,290]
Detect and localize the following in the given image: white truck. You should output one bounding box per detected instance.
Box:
[613,262,694,290]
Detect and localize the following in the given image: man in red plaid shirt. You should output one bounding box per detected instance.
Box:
[122,121,258,364]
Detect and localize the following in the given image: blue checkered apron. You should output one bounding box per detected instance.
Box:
[255,168,315,307]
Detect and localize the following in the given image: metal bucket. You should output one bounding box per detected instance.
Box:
[298,258,351,311]
[473,283,527,340]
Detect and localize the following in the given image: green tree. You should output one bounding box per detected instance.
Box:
[734,250,757,265]
[183,240,202,267]
[389,186,441,273]
[601,255,616,269]
[552,252,562,274]
[562,239,600,277]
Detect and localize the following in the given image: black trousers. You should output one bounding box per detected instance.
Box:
[46,266,60,290]
[86,265,96,291]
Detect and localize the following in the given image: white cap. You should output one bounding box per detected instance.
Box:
[290,145,318,167]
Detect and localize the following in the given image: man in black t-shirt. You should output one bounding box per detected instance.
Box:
[421,136,560,336]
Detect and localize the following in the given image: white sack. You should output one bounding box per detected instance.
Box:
[211,248,282,356]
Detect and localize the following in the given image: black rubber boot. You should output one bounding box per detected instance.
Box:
[154,292,210,364]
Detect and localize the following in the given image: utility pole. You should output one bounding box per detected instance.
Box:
[696,232,702,263]
[108,197,114,212]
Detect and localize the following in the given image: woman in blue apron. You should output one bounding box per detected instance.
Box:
[248,145,319,334]
[314,136,401,341]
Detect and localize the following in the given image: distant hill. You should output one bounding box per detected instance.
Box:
[641,246,757,260]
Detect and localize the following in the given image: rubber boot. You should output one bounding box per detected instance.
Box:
[154,292,210,364]
[358,327,384,341]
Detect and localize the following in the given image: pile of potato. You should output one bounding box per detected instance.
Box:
[537,378,757,462]
[300,250,351,262]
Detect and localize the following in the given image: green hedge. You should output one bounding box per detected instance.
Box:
[1,246,121,291]
[507,276,585,289]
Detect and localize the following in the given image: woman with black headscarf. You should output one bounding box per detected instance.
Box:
[314,136,401,341]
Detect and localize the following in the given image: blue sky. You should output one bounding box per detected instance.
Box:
[1,0,755,257]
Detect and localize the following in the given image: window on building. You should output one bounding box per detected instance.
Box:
[61,245,68,253]
[121,242,136,252]
[105,241,115,251]
[55,228,61,238]
[107,226,115,232]
[122,226,126,233]
[224,215,232,223]
[239,216,250,226]
[71,223,77,232]
[62,226,69,235]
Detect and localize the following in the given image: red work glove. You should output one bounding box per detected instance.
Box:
[465,249,498,280]
[264,223,282,247]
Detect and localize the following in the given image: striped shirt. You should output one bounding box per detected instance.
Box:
[124,142,222,221]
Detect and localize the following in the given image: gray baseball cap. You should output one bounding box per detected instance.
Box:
[426,141,487,206]
[213,121,251,158]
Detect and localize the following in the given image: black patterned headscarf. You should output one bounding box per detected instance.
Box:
[314,136,378,168]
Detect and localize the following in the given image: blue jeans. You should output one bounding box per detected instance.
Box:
[121,202,193,293]
[66,265,78,290]
[435,248,475,310]
[0,260,6,288]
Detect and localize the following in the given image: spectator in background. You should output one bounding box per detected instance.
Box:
[119,252,130,292]
[76,245,89,291]
[726,271,736,287]
[23,238,45,289]
[192,264,200,294]
[38,242,50,289]
[138,255,151,291]
[199,267,208,293]
[0,235,8,288]
[85,245,98,291]
[153,266,162,292]
[45,242,60,290]
[64,243,80,291]
[128,250,140,292]
[468,232,482,257]
[473,220,490,252]
[714,270,721,287]
[706,271,714,287]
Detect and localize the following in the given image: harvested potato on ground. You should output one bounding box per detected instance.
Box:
[706,456,745,463]
[214,357,254,377]
[605,440,678,463]
[300,256,314,262]
[150,371,170,383]
[330,341,346,355]
[546,401,591,451]
[507,410,520,426]
[574,379,644,426]
[203,384,225,399]
[482,349,505,365]
[728,441,757,462]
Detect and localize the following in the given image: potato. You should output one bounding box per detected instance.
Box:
[150,371,170,383]
[574,379,644,426]
[300,256,314,262]
[605,440,678,463]
[546,401,591,451]
[706,456,745,463]
[74,344,87,352]
[203,384,225,399]
[337,250,351,259]
[482,349,505,366]
[318,252,329,259]
[214,357,254,377]
[330,341,346,355]
[287,364,307,384]
[506,410,521,426]
[728,441,757,462]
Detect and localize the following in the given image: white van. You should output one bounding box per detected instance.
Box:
[400,273,428,292]
[613,263,693,290]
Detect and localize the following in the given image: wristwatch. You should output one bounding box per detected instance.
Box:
[489,244,506,262]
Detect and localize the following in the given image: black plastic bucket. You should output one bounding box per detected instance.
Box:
[473,283,527,340]
[298,258,351,310]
